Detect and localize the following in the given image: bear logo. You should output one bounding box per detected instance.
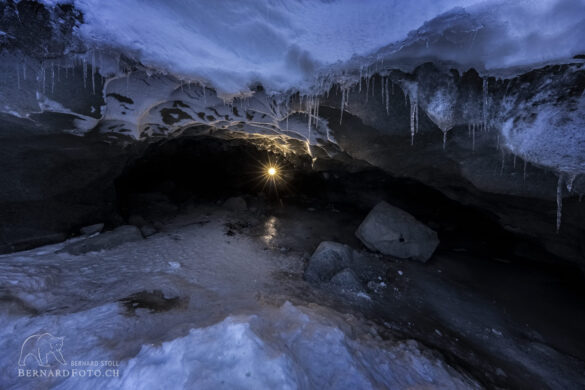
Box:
[18,333,66,367]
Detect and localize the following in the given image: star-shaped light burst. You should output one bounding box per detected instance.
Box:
[259,157,287,193]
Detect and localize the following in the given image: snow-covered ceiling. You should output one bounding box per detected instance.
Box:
[41,0,585,95]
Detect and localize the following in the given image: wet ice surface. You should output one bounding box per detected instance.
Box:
[0,204,480,390]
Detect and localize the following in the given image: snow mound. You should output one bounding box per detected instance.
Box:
[106,302,478,390]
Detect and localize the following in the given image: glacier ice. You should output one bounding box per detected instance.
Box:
[46,0,585,97]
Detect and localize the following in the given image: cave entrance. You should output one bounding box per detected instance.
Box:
[114,135,304,223]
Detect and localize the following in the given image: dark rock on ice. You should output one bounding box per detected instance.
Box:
[356,201,439,262]
[59,225,143,255]
[304,241,353,283]
[80,223,104,236]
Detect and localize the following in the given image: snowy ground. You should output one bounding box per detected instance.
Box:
[0,204,479,389]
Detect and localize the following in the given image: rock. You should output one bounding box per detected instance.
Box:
[80,223,104,236]
[0,231,67,254]
[59,225,143,255]
[356,201,439,262]
[140,224,158,237]
[330,268,364,292]
[304,241,353,283]
[223,196,247,212]
[0,132,128,255]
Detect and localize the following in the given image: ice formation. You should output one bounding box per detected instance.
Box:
[29,0,583,96]
[2,0,584,231]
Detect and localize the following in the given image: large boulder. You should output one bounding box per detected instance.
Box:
[304,241,353,283]
[59,225,143,255]
[356,201,439,262]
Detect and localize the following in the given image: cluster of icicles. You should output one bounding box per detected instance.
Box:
[11,52,576,232]
[14,53,102,97]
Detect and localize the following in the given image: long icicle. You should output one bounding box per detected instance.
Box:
[307,95,312,142]
[385,78,390,115]
[409,94,418,146]
[83,57,87,89]
[51,62,54,94]
[556,175,564,233]
[339,88,345,125]
[443,130,447,150]
[482,77,489,131]
[92,51,96,95]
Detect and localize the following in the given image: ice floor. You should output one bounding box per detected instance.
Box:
[0,204,479,389]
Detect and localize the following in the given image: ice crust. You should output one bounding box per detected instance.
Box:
[62,0,585,95]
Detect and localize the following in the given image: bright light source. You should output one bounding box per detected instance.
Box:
[268,167,277,176]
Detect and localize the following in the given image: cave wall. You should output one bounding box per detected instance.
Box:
[0,130,129,253]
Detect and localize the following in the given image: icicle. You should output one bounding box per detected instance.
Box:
[91,51,96,95]
[566,173,576,192]
[339,88,345,125]
[51,62,54,94]
[41,63,46,95]
[365,74,369,103]
[442,131,447,150]
[513,154,517,169]
[83,57,87,89]
[314,98,319,127]
[380,76,384,103]
[16,63,20,89]
[500,150,505,175]
[307,95,312,141]
[556,175,563,233]
[523,160,527,182]
[359,66,362,93]
[409,95,418,146]
[482,77,489,131]
[472,123,476,151]
[385,78,390,115]
[22,60,26,80]
[371,76,375,97]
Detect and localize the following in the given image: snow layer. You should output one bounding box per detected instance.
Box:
[108,302,477,390]
[0,206,478,389]
[63,0,585,95]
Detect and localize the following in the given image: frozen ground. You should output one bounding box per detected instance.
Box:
[0,204,480,389]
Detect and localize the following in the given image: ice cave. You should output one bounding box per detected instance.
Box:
[1,0,585,389]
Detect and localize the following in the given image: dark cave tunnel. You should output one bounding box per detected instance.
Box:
[113,134,585,294]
